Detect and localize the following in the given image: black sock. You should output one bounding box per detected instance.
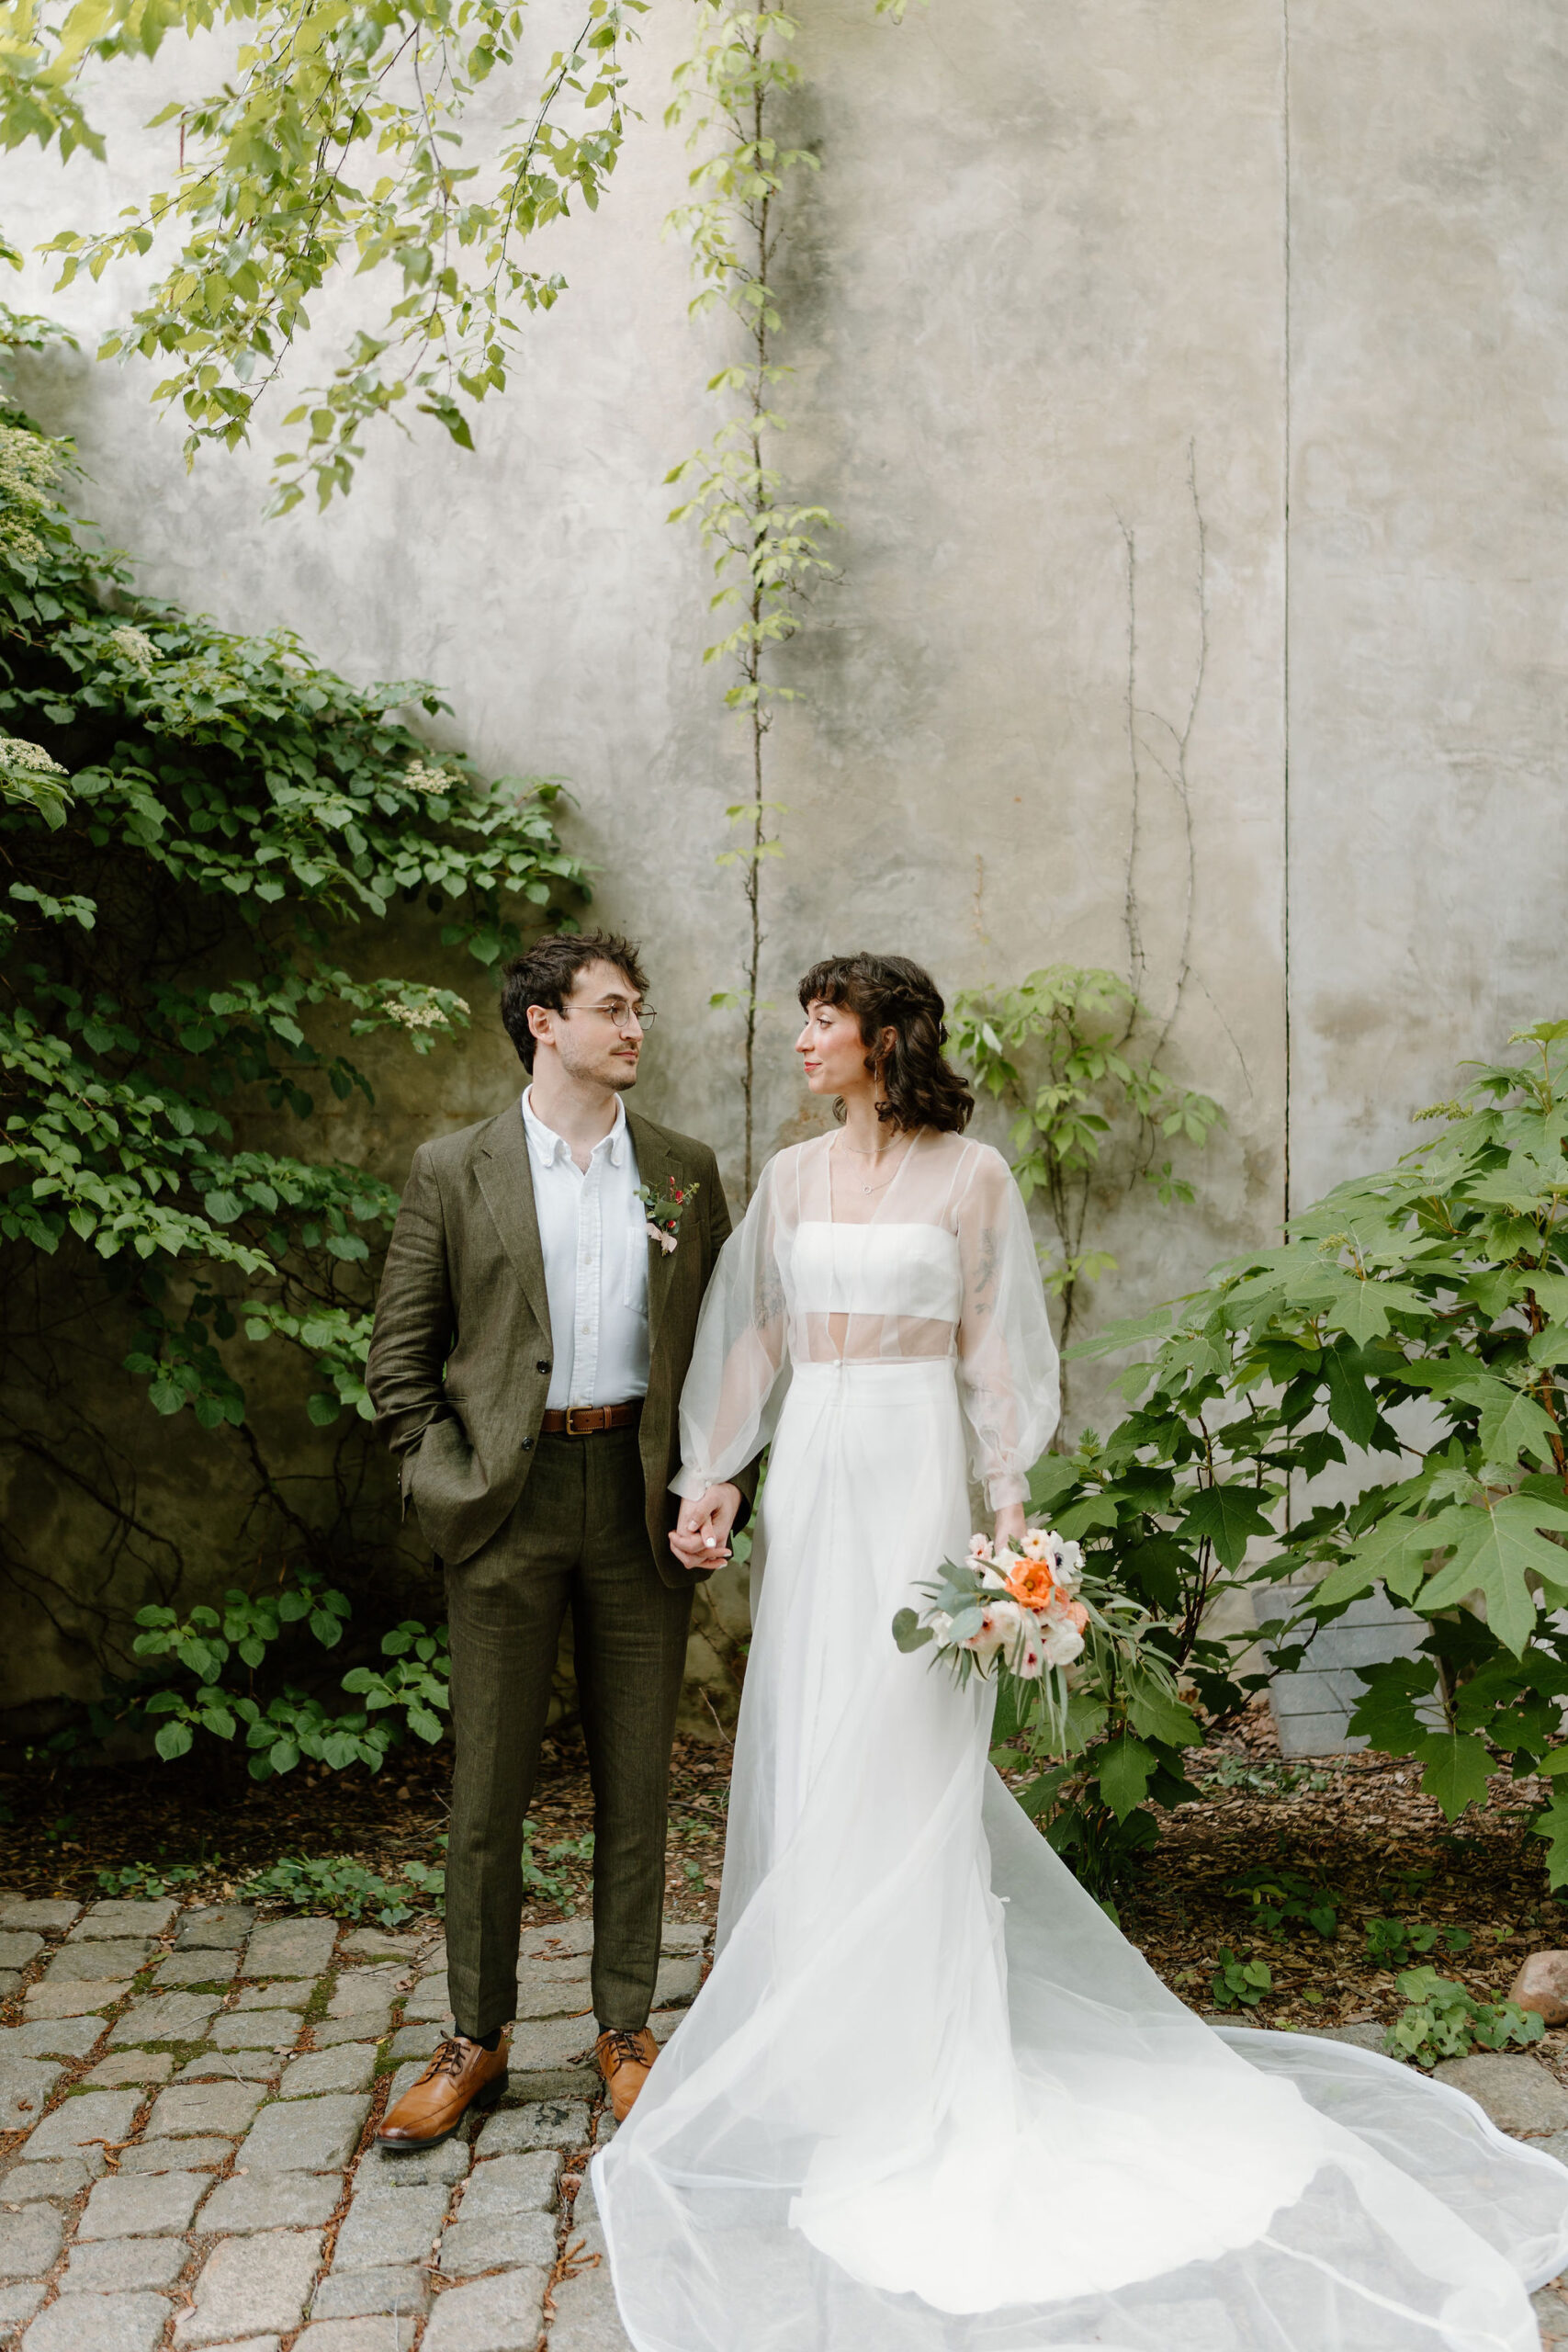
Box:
[467,2027,502,2052]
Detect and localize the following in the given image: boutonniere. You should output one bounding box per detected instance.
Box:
[637,1178,698,1256]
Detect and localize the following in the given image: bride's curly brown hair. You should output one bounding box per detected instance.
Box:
[797,953,976,1136]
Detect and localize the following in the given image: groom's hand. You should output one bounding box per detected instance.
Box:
[671,1484,743,1572]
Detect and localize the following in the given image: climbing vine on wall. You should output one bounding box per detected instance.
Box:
[664,0,906,1193]
[0,354,586,1676]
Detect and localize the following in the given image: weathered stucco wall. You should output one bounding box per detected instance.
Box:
[2,0,1563,1733]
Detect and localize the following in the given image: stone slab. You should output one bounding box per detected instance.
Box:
[295,2324,415,2352]
[239,2093,370,2174]
[44,1942,150,1984]
[153,1952,239,1989]
[357,2137,471,2189]
[1537,2285,1568,2346]
[0,1970,19,1999]
[24,1983,130,2020]
[109,1994,221,2048]
[519,1923,594,1962]
[279,2046,375,2099]
[118,2138,233,2176]
[0,2202,63,2278]
[235,1983,315,2011]
[0,2019,102,2064]
[175,1908,254,1952]
[333,2183,449,2270]
[0,2058,61,2131]
[22,2289,173,2352]
[171,2228,323,2346]
[145,2081,265,2139]
[0,2284,44,2331]
[4,2155,101,2198]
[245,1922,337,1979]
[311,2015,391,2050]
[84,2053,175,2089]
[1310,2023,1388,2052]
[75,1902,175,1942]
[400,1981,448,2023]
[80,2168,209,2239]
[328,1969,404,2019]
[421,2267,549,2352]
[389,2025,441,2062]
[474,2102,590,2158]
[0,1936,43,1973]
[340,1931,427,1961]
[172,2052,278,2085]
[514,1970,593,2022]
[197,2172,342,2234]
[0,1903,77,1933]
[460,2151,560,2218]
[547,2247,630,2352]
[22,2089,141,2158]
[506,2015,597,2072]
[659,1924,707,1955]
[310,2265,430,2320]
[210,2011,304,2052]
[436,2211,556,2274]
[1432,2052,1568,2136]
[59,2237,189,2292]
[652,1955,701,2009]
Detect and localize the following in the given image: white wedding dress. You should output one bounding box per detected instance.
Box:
[593,1129,1568,2352]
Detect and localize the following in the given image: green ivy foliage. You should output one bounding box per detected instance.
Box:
[1054,1020,1568,1890]
[0,372,585,1640]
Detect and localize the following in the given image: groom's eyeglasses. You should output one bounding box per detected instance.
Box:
[563,1000,657,1034]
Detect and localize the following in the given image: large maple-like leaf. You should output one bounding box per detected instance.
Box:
[1419,1493,1568,1655]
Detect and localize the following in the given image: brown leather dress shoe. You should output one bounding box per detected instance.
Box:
[377,2032,509,2147]
[596,2025,658,2123]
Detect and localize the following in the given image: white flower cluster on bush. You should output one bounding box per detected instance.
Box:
[107,625,157,671]
[0,425,61,563]
[386,994,468,1031]
[0,735,68,777]
[402,758,456,795]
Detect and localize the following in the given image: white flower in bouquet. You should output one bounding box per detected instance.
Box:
[966,1598,1026,1666]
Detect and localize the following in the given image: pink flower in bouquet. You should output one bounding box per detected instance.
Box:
[965,1598,1026,1666]
[966,1533,993,1564]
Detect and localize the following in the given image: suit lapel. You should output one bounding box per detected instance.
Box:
[627,1112,682,1356]
[475,1106,552,1340]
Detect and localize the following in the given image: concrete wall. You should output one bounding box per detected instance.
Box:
[2,0,1563,1740]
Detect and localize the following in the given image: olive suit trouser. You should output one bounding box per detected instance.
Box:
[442,1426,694,2042]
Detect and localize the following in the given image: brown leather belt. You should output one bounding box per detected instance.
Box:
[539,1401,643,1437]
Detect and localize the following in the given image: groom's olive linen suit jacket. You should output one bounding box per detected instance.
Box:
[366,1102,751,1588]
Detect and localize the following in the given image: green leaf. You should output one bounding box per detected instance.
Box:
[1411,1732,1494,1819]
[1096,1735,1156,1822]
[1420,1493,1568,1655]
[891,1608,933,1654]
[1179,1484,1274,1570]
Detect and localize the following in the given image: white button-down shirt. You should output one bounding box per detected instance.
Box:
[521,1089,650,1411]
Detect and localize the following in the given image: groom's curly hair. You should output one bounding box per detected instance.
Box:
[798,954,975,1135]
[501,930,649,1071]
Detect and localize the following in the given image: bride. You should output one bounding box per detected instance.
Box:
[593,951,1568,2352]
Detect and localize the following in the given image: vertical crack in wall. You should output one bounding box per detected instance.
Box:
[1281,0,1294,1233]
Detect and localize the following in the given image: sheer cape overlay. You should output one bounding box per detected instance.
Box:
[596,1130,1568,2352]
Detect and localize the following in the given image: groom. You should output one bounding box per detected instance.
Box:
[366,931,749,2140]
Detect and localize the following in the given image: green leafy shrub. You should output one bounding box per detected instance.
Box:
[1363,1917,1472,1970]
[243,1853,424,1929]
[122,1574,449,1779]
[1383,1968,1543,2067]
[1052,1022,1568,1892]
[1210,1950,1272,2009]
[1225,1868,1339,1940]
[96,1860,202,1898]
[0,355,586,1672]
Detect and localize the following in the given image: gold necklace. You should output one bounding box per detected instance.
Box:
[834,1135,909,1194]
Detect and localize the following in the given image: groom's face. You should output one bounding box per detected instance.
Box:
[540,958,646,1092]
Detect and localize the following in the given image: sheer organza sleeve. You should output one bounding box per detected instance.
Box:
[954,1146,1060,1508]
[672,1154,791,1498]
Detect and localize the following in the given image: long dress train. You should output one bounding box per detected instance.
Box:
[593,1129,1568,2352]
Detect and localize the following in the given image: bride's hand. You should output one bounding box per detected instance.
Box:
[992,1501,1027,1552]
[670,1483,743,1572]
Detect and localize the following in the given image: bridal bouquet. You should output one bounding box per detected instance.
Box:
[893,1526,1094,1733]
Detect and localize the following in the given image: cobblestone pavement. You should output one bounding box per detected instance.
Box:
[0,1894,706,2350]
[7,1901,1568,2346]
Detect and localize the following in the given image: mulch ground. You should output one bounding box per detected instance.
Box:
[4,1697,1565,2062]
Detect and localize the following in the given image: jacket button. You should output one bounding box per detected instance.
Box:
[536,1360,551,1374]
[521,1436,534,1452]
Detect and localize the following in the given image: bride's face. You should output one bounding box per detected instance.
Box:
[795,998,874,1099]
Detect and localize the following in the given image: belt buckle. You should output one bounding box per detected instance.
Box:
[564,1405,594,1437]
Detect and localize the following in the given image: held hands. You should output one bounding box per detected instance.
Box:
[671,1483,743,1573]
